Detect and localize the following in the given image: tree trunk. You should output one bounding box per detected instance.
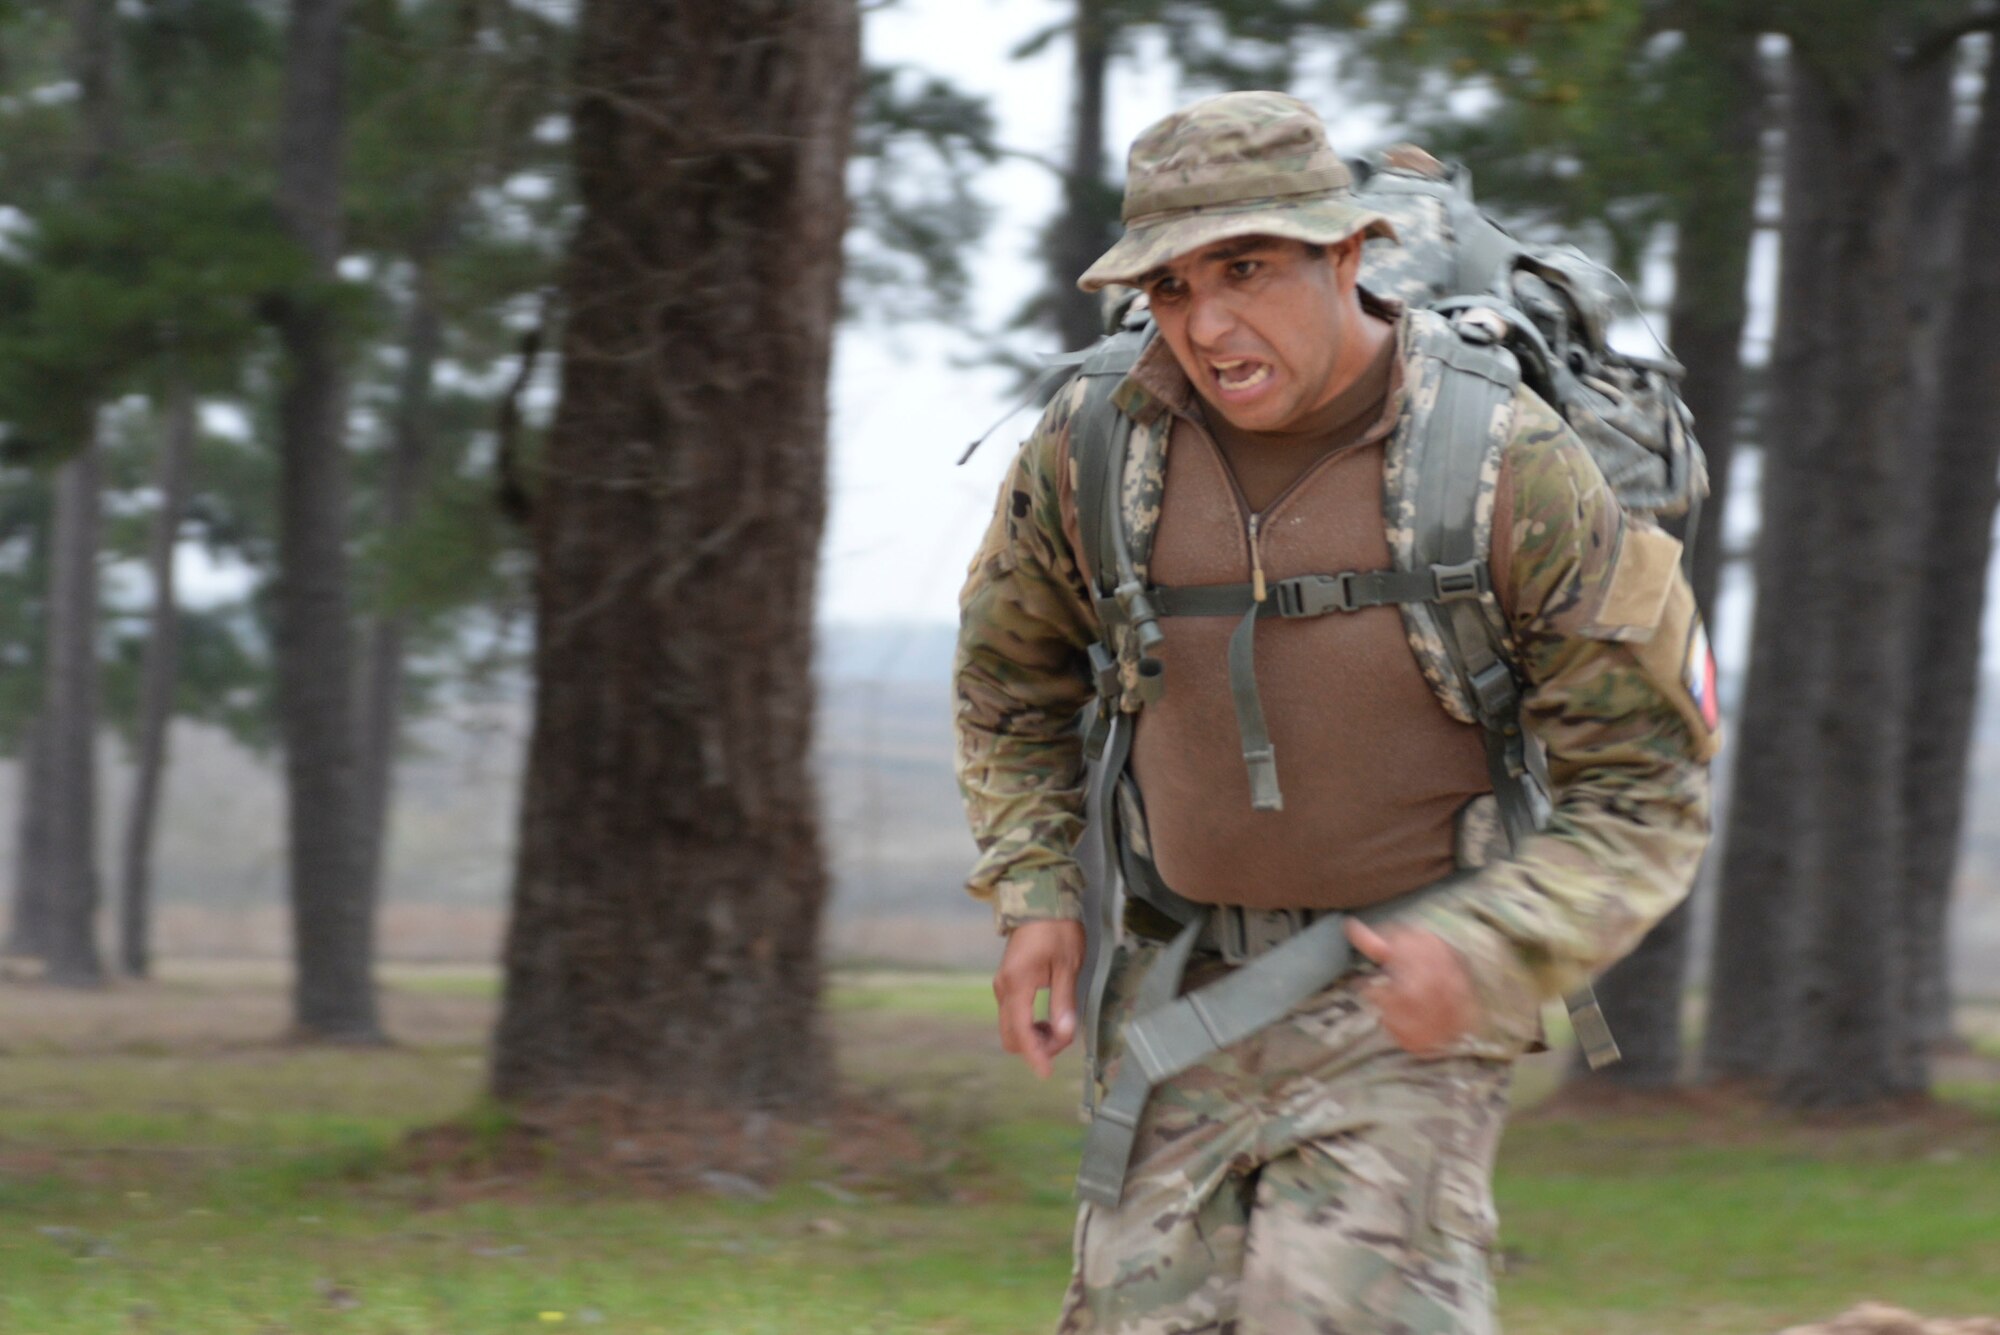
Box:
[6,716,53,959]
[13,0,123,987]
[1702,53,1836,1084]
[354,270,443,917]
[39,440,105,987]
[118,376,196,979]
[1588,26,1762,1087]
[1772,54,1924,1107]
[491,0,858,1110]
[1047,0,1115,352]
[1901,45,2000,1057]
[275,0,379,1042]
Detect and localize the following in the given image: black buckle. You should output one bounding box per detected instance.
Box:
[1274,573,1356,618]
[1432,561,1487,603]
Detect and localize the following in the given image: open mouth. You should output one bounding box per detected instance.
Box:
[1211,358,1273,394]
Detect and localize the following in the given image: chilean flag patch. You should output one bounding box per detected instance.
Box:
[1685,620,1719,732]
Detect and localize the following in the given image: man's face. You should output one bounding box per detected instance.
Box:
[1140,235,1361,433]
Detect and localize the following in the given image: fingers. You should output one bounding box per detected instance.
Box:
[1047,951,1079,1048]
[1352,926,1477,1056]
[1345,917,1393,965]
[994,922,1086,1079]
[994,968,1048,1075]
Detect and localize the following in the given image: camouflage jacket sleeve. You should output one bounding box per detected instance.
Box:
[1408,388,1718,1035]
[953,389,1101,932]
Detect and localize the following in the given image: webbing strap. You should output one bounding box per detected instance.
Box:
[1076,873,1470,1207]
[1421,332,1618,1071]
[1149,564,1486,619]
[1120,912,1356,1088]
[1079,713,1133,1112]
[1072,340,1142,604]
[1420,339,1538,849]
[1226,601,1283,812]
[1076,913,1204,1207]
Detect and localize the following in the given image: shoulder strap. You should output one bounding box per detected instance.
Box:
[1403,322,1542,847]
[1070,329,1150,602]
[1405,320,1621,1070]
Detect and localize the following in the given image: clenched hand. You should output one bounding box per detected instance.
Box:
[1345,919,1478,1056]
[993,919,1086,1079]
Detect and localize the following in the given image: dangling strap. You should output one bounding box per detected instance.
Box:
[1074,911,1205,1207]
[1079,712,1132,1113]
[1226,600,1282,812]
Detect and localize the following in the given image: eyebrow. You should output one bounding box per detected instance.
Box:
[1202,238,1271,264]
[1136,236,1278,289]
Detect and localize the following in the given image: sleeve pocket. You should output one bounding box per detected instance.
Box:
[1580,520,1682,643]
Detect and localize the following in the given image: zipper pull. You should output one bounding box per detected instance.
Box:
[1249,514,1267,603]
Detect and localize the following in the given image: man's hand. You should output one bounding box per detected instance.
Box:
[1345,919,1477,1056]
[993,919,1086,1079]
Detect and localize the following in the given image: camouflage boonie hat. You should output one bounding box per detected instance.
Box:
[1078,90,1398,293]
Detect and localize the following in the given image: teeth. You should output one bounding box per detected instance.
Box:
[1215,361,1270,390]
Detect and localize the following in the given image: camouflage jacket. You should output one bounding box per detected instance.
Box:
[954,302,1717,1023]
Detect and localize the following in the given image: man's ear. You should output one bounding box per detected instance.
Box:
[1327,234,1366,285]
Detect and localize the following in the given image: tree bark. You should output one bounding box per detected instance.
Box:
[1702,53,1836,1084]
[1772,54,1923,1107]
[1901,45,2000,1056]
[275,0,379,1042]
[6,717,53,959]
[354,269,443,919]
[1047,0,1115,352]
[491,0,858,1110]
[118,376,196,979]
[1588,25,1762,1087]
[38,440,105,987]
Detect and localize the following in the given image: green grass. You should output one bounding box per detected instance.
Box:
[2,971,1997,1334]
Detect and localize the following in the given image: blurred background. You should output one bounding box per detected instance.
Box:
[3,0,1997,987]
[2,0,1998,1331]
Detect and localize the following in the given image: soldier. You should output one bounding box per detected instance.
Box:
[955,91,1717,1334]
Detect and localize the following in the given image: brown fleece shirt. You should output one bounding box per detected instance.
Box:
[1127,322,1493,911]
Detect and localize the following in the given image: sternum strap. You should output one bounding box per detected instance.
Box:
[1147,562,1490,813]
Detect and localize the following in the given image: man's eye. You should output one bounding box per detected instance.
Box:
[1228,259,1260,278]
[1150,279,1187,303]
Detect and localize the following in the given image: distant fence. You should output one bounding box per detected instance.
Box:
[148,904,998,970]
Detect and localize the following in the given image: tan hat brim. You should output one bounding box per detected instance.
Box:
[1077,193,1398,293]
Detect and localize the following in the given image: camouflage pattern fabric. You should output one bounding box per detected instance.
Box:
[1354,187,1458,308]
[954,301,1715,994]
[1059,938,1512,1334]
[1079,91,1396,294]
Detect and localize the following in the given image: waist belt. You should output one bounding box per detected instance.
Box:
[1126,897,1331,965]
[1077,882,1468,1208]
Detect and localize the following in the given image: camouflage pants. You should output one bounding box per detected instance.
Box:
[1057,937,1515,1335]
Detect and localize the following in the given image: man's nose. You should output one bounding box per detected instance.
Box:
[1186,290,1236,348]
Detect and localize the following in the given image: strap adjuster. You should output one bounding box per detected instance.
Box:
[1087,642,1121,700]
[1274,573,1356,618]
[1468,659,1518,724]
[1431,560,1488,603]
